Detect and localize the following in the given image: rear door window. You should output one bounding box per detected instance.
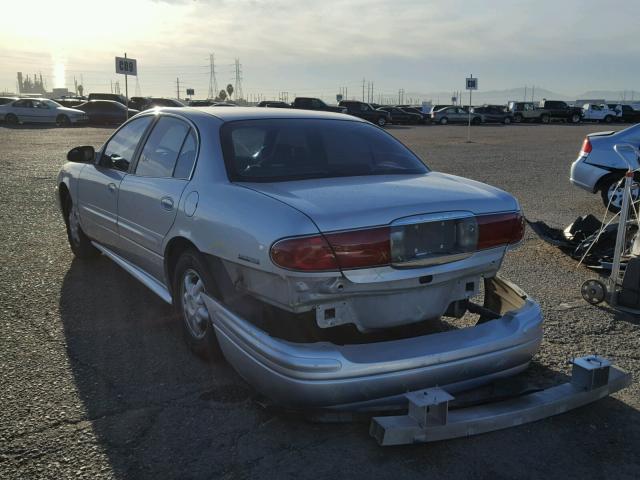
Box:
[135,116,191,177]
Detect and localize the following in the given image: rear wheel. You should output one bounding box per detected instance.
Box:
[472,117,481,125]
[514,114,523,123]
[503,116,512,124]
[173,249,223,359]
[571,113,581,124]
[376,116,387,127]
[600,174,640,212]
[5,113,18,125]
[56,114,71,127]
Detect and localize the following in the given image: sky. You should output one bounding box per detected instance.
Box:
[1,0,639,102]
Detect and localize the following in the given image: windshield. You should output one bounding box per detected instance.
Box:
[43,99,61,108]
[221,119,428,182]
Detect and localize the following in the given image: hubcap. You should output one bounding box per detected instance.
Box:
[68,204,81,245]
[181,269,210,340]
[607,182,639,209]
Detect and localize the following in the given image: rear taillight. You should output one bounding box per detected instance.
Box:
[271,227,390,271]
[580,137,592,155]
[477,212,525,250]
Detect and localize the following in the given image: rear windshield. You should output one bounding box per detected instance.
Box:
[220,119,428,182]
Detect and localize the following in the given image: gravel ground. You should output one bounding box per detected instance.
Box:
[1,122,638,479]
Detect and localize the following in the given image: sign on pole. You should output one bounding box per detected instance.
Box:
[336,93,343,103]
[115,56,137,76]
[186,88,194,96]
[465,75,478,142]
[115,54,137,121]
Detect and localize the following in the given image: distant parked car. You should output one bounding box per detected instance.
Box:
[432,106,481,125]
[128,97,185,110]
[377,106,421,124]
[581,104,617,123]
[0,98,87,126]
[188,99,215,107]
[471,105,513,124]
[291,97,346,113]
[570,124,640,211]
[430,104,452,113]
[74,100,139,125]
[395,105,431,124]
[88,93,127,105]
[616,105,640,123]
[257,100,290,108]
[339,100,391,126]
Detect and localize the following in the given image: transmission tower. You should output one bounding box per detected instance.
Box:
[234,58,243,101]
[134,77,141,97]
[208,53,218,99]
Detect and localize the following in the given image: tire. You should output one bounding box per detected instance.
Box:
[5,113,18,125]
[503,116,512,125]
[604,115,613,124]
[472,117,481,125]
[173,249,223,359]
[571,113,581,124]
[56,114,71,127]
[599,174,640,213]
[439,117,448,125]
[64,197,99,258]
[514,114,523,123]
[540,114,550,124]
[376,116,387,127]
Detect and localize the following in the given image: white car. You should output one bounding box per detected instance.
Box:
[0,98,88,126]
[581,103,617,123]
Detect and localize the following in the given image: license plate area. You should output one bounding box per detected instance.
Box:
[390,212,478,268]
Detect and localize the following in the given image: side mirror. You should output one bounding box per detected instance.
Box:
[67,146,95,163]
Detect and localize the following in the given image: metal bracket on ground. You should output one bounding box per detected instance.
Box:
[370,355,631,446]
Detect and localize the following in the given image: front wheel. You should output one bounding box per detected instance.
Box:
[472,117,481,125]
[540,114,550,124]
[56,114,71,127]
[376,116,387,127]
[604,115,613,124]
[439,117,448,125]
[64,198,99,258]
[571,113,581,124]
[503,116,512,124]
[173,249,223,359]
[5,113,18,125]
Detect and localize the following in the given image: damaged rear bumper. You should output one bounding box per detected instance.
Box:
[202,276,543,409]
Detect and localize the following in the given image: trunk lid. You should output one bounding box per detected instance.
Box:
[240,172,518,232]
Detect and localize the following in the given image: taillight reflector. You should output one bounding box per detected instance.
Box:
[580,138,592,155]
[477,212,525,250]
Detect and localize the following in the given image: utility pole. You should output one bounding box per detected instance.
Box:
[524,86,527,102]
[362,78,365,101]
[176,77,180,100]
[208,53,218,100]
[531,85,535,103]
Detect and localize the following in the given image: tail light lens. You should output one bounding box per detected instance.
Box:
[580,138,592,155]
[271,212,524,272]
[477,212,525,250]
[271,227,390,271]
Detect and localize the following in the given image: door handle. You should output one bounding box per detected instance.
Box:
[160,196,174,210]
[107,183,117,193]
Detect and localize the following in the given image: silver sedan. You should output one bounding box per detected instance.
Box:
[56,107,541,409]
[0,98,88,126]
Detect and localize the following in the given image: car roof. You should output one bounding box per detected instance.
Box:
[151,106,366,123]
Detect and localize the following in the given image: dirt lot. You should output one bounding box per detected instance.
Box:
[1,122,638,479]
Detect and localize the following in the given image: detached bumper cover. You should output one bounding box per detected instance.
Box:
[203,276,543,409]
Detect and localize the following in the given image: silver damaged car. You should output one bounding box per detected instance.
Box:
[57,107,542,409]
